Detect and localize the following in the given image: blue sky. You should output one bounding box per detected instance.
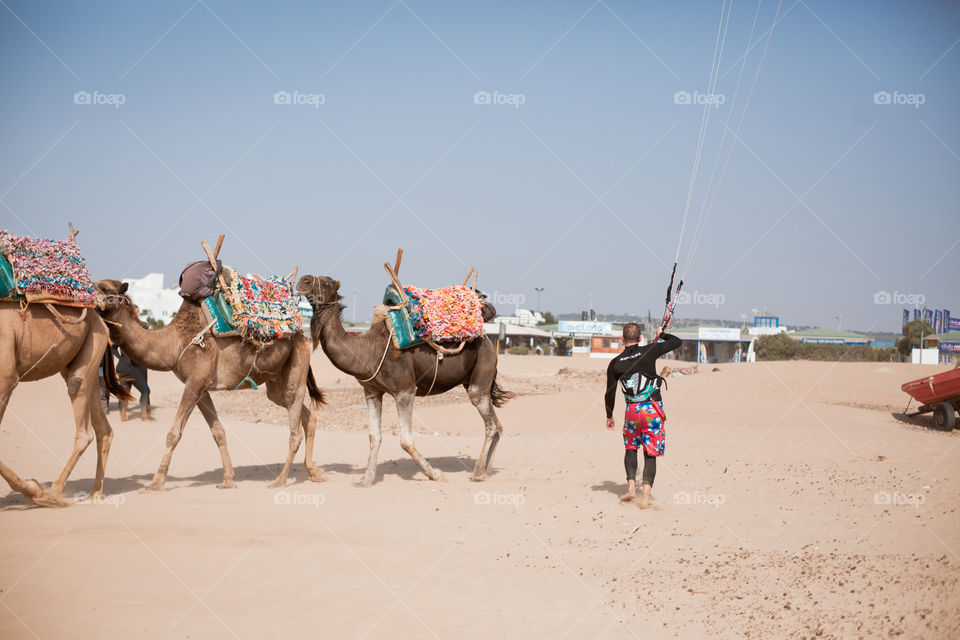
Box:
[2,0,958,331]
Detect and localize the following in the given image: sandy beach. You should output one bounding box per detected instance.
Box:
[1,353,958,639]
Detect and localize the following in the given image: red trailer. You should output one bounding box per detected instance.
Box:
[901,368,960,430]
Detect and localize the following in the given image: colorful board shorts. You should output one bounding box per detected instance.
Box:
[623,400,666,456]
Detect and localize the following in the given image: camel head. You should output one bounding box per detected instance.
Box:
[296,275,342,308]
[95,279,131,313]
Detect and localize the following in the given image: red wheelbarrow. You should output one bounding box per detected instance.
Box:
[901,368,960,430]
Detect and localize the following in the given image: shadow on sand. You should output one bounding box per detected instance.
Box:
[0,455,481,509]
[591,480,628,498]
[890,411,956,433]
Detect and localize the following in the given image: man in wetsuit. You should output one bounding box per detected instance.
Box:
[605,322,682,506]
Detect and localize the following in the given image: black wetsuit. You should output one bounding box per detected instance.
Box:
[605,333,682,485]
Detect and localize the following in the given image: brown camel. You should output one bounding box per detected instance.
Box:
[96,280,325,490]
[296,275,512,486]
[0,301,132,507]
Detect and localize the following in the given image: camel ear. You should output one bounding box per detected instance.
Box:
[119,282,129,294]
[335,280,341,290]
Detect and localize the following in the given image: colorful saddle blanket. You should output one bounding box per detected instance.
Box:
[0,230,99,307]
[221,266,301,342]
[404,285,484,343]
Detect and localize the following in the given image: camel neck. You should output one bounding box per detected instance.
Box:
[110,302,188,371]
[314,304,383,380]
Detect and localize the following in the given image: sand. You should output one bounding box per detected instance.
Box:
[1,353,959,639]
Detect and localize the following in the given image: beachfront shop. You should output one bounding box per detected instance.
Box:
[554,320,625,358]
[673,326,750,363]
[938,331,960,365]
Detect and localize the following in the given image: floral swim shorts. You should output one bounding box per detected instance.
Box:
[623,400,666,456]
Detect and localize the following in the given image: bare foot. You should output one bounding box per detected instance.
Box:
[637,484,652,508]
[619,491,636,503]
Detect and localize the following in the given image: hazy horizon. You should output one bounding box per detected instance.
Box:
[3,1,958,332]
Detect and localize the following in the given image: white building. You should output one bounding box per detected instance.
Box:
[122,273,183,323]
[495,309,544,327]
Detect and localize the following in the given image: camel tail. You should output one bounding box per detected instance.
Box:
[102,347,134,403]
[306,366,326,408]
[490,371,514,408]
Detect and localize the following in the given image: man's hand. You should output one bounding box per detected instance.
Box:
[605,417,616,431]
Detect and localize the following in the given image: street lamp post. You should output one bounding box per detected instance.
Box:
[534,287,544,313]
[352,289,359,323]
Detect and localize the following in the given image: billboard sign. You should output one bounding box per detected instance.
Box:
[558,321,613,335]
[698,327,742,341]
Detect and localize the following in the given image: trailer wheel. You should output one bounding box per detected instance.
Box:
[933,403,956,431]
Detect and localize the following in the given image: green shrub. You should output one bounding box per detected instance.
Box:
[507,345,530,355]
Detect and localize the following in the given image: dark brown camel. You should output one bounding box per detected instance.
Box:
[296,275,512,486]
[96,280,325,490]
[0,301,132,507]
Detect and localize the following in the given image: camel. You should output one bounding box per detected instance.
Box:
[95,280,325,490]
[296,274,512,486]
[0,301,132,507]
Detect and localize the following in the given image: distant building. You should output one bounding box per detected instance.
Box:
[122,273,183,322]
[496,309,544,327]
[672,326,750,363]
[789,328,871,346]
[485,322,552,353]
[549,320,638,358]
[937,330,960,364]
[748,314,787,336]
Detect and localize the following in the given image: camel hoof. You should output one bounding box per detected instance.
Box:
[23,479,69,508]
[430,470,447,483]
[218,481,238,489]
[140,481,165,493]
[355,478,374,488]
[469,472,487,482]
[307,472,327,483]
[29,492,70,508]
[267,479,286,489]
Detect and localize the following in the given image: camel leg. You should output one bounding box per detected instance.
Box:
[396,389,444,482]
[0,380,68,507]
[266,381,308,488]
[51,368,98,496]
[468,381,504,482]
[300,406,324,482]
[88,383,114,498]
[357,390,384,487]
[195,393,236,489]
[146,386,203,491]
